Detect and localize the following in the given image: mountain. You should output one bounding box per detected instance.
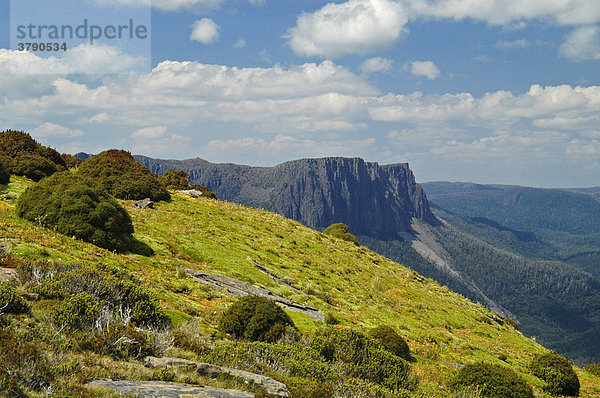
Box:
[6,175,600,396]
[134,156,438,237]
[134,156,600,365]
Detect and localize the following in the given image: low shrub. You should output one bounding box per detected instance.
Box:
[78,149,170,202]
[219,296,295,342]
[450,362,534,398]
[369,325,411,361]
[310,328,412,391]
[16,171,142,253]
[190,184,218,199]
[80,323,153,359]
[31,263,167,329]
[61,153,84,169]
[529,352,580,396]
[159,169,190,190]
[0,159,9,184]
[587,363,600,377]
[323,223,359,246]
[0,282,29,314]
[0,130,66,181]
[54,292,101,331]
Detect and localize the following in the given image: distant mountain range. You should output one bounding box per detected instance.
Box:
[134,155,600,364]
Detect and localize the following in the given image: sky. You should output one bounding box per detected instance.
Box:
[1,0,600,187]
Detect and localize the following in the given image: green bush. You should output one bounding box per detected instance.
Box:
[450,362,534,398]
[190,184,218,199]
[0,159,9,185]
[54,292,101,331]
[369,325,411,361]
[529,352,580,396]
[219,296,295,342]
[323,223,359,246]
[0,130,66,181]
[31,263,168,329]
[310,328,412,391]
[0,282,29,314]
[587,363,600,377]
[16,171,143,253]
[159,169,190,190]
[78,149,170,202]
[80,323,153,359]
[61,153,84,169]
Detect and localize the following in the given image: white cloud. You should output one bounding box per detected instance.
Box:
[2,45,144,75]
[286,0,408,58]
[360,57,393,73]
[566,139,600,155]
[409,61,441,79]
[30,122,85,138]
[131,126,168,139]
[233,39,247,48]
[495,39,531,49]
[93,0,223,11]
[204,135,376,163]
[560,26,600,61]
[190,18,220,44]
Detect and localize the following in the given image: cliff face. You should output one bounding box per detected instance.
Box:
[135,156,438,237]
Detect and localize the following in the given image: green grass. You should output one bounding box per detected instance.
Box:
[2,176,600,396]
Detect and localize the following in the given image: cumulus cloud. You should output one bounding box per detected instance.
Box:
[286,0,408,57]
[131,126,168,139]
[204,135,376,163]
[191,18,220,44]
[30,122,85,138]
[409,61,441,79]
[560,26,600,61]
[360,57,393,73]
[2,45,144,75]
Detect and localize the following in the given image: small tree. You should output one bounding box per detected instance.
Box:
[369,325,411,361]
[323,223,359,245]
[159,170,190,190]
[219,296,295,342]
[451,362,534,398]
[529,352,580,396]
[78,149,170,202]
[17,172,138,253]
[0,160,9,185]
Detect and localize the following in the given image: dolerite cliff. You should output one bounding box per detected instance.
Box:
[134,156,438,236]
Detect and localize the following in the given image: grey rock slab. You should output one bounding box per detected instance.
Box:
[143,357,289,397]
[84,379,253,398]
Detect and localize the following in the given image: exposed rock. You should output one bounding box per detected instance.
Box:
[0,267,16,282]
[177,189,206,199]
[134,156,438,237]
[143,356,290,397]
[186,268,325,323]
[133,198,154,209]
[84,379,253,398]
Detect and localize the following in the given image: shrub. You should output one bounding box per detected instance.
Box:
[61,153,84,169]
[587,363,600,377]
[310,328,412,391]
[219,296,295,342]
[16,171,141,253]
[54,292,101,330]
[0,282,29,314]
[32,263,167,329]
[0,159,9,185]
[450,362,534,398]
[0,130,66,181]
[190,184,218,199]
[78,149,170,202]
[159,169,190,190]
[323,223,359,246]
[81,323,153,359]
[529,352,580,396]
[369,325,411,361]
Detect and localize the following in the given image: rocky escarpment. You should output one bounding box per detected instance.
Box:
[135,156,438,237]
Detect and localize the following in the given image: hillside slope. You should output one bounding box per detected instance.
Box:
[3,176,599,396]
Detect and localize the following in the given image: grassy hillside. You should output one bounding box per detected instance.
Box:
[2,176,600,396]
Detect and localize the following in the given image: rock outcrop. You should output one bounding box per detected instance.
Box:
[135,156,437,237]
[84,379,254,398]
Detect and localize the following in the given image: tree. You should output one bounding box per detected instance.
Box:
[78,150,170,202]
[219,296,295,342]
[17,172,141,253]
[323,223,359,245]
[0,160,9,185]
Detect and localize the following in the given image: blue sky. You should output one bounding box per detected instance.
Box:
[1,0,600,187]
